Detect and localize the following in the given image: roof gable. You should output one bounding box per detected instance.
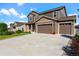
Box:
[27,11,39,17]
[34,15,57,23]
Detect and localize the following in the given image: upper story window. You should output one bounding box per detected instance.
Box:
[54,11,57,17]
[28,18,32,22]
[28,15,33,22]
[28,14,36,22]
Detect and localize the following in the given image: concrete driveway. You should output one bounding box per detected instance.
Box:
[0,33,70,56]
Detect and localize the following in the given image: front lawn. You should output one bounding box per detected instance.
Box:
[0,32,31,40]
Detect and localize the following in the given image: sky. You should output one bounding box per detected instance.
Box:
[0,3,79,26]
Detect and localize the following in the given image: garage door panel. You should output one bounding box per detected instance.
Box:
[37,24,52,33]
[59,23,71,34]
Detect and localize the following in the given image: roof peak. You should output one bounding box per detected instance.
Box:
[39,6,65,14]
[28,6,66,16]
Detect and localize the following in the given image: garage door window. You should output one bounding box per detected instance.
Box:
[60,23,71,25]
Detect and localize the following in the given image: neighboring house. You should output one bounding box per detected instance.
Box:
[10,23,16,32]
[8,28,11,31]
[75,25,79,34]
[10,6,76,35]
[10,22,29,32]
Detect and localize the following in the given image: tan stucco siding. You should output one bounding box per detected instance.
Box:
[15,24,29,32]
[42,8,66,19]
[16,25,25,31]
[71,22,75,35]
[44,12,53,18]
[26,25,30,32]
[59,8,67,18]
[54,22,59,34]
[36,18,53,23]
[57,8,67,19]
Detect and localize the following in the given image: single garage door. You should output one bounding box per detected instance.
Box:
[37,24,52,34]
[59,23,71,34]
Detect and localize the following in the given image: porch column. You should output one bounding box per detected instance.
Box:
[31,25,33,32]
[52,22,53,33]
[36,24,38,33]
[58,23,59,34]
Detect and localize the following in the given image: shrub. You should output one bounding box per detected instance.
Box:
[16,30,23,34]
[6,31,14,35]
[71,34,79,55]
[0,32,3,35]
[0,31,14,35]
[74,34,79,40]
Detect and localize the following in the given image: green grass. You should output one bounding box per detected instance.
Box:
[0,32,31,40]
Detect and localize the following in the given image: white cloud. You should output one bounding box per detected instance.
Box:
[19,13,26,19]
[0,9,10,15]
[0,8,19,16]
[18,20,27,22]
[17,3,24,6]
[0,8,26,19]
[30,7,37,11]
[9,8,19,16]
[30,8,34,11]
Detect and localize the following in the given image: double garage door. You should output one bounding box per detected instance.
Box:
[37,23,72,34]
[37,24,52,34]
[59,23,72,34]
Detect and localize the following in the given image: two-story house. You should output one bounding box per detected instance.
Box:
[10,6,76,35]
[27,6,76,35]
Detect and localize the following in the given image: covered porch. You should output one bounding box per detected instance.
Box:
[29,24,36,32]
